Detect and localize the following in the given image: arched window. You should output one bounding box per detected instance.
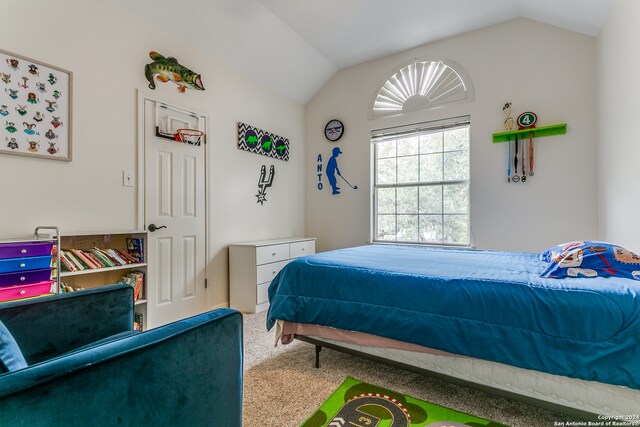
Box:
[371,57,473,118]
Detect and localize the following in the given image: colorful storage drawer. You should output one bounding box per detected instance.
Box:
[0,239,57,303]
[0,269,52,287]
[0,241,54,259]
[0,280,54,302]
[0,255,53,273]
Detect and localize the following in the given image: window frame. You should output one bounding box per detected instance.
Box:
[371,117,471,247]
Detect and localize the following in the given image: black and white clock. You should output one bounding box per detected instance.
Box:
[324,119,344,142]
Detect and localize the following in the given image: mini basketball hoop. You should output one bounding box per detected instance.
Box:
[174,128,204,146]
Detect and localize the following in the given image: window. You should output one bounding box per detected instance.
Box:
[372,118,470,246]
[371,57,473,118]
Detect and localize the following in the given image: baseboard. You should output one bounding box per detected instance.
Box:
[211,301,230,310]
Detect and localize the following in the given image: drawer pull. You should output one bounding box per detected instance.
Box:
[272,252,276,256]
[272,270,276,275]
[21,249,27,254]
[19,290,26,295]
[20,263,26,268]
[301,248,305,251]
[20,276,26,282]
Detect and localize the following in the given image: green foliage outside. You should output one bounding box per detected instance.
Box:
[375,127,470,245]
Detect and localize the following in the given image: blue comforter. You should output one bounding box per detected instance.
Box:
[267,244,640,389]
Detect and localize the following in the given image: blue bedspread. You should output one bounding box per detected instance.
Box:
[267,244,640,389]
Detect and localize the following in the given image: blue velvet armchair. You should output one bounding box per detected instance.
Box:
[0,283,243,427]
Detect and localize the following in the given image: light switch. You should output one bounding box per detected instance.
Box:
[123,171,135,187]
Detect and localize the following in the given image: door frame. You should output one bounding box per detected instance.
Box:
[136,89,210,302]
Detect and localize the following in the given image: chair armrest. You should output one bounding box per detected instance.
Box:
[0,308,243,427]
[0,284,134,364]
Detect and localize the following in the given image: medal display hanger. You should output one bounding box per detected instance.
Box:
[492,123,567,143]
[493,112,566,183]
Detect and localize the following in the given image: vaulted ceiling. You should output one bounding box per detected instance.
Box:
[110,0,613,105]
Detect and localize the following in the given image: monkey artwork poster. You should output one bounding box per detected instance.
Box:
[0,49,72,161]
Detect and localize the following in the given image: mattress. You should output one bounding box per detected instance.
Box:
[266,244,640,389]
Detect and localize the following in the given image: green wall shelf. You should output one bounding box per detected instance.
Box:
[492,123,567,143]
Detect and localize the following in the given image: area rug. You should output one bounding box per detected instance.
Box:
[301,376,508,427]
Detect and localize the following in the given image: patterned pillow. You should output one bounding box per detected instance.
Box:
[540,241,585,262]
[540,241,640,280]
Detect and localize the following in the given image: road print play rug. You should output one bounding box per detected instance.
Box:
[301,377,507,427]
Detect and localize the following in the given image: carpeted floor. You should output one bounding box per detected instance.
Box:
[242,310,583,427]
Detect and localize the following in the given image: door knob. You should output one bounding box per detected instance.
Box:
[148,224,167,232]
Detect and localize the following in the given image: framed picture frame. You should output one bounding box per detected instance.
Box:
[1,49,72,161]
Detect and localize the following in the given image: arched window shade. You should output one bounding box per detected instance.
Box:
[371,58,473,118]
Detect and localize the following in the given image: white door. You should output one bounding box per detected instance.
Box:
[143,98,207,328]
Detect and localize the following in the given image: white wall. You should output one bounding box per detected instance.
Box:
[305,18,598,253]
[0,0,306,307]
[597,0,640,253]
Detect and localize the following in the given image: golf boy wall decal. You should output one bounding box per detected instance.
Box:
[316,147,357,195]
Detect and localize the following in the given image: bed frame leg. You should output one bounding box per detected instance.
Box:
[315,345,322,368]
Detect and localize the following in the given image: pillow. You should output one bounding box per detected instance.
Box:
[0,320,28,373]
[540,240,640,280]
[540,241,586,262]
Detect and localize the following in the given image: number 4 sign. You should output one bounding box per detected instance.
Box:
[517,111,537,129]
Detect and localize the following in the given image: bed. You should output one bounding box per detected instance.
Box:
[266,244,640,420]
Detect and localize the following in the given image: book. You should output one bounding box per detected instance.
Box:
[83,251,105,269]
[119,271,144,301]
[106,249,127,266]
[90,248,115,267]
[94,248,120,266]
[59,250,77,272]
[126,237,144,263]
[72,249,99,269]
[114,248,139,264]
[134,312,143,331]
[132,271,144,300]
[63,250,85,271]
[119,275,134,286]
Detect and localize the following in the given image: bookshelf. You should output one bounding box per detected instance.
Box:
[59,230,147,330]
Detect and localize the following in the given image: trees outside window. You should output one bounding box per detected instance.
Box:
[373,121,470,246]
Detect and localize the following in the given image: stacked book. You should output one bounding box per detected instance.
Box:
[134,312,144,331]
[119,271,144,301]
[59,247,141,272]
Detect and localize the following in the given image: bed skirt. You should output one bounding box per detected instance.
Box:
[290,333,640,423]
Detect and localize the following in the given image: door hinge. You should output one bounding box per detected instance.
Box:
[205,278,208,289]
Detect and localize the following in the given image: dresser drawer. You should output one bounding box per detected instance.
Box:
[0,280,54,302]
[0,268,52,287]
[0,241,54,259]
[0,255,53,273]
[257,282,270,305]
[290,240,315,258]
[229,237,315,313]
[256,260,288,284]
[256,244,289,265]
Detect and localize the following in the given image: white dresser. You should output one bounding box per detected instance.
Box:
[229,237,316,313]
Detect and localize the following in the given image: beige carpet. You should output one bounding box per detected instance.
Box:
[242,310,582,427]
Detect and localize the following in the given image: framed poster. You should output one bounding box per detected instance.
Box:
[237,122,289,161]
[1,49,72,161]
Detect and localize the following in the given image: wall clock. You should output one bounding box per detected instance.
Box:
[324,119,344,142]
